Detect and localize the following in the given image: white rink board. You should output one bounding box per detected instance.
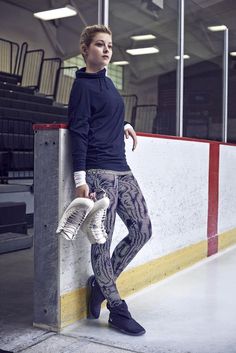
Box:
[112,136,209,269]
[60,133,210,293]
[218,145,236,233]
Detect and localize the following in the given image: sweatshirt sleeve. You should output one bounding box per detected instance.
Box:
[68,80,91,172]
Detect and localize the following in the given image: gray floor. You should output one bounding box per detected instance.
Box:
[0,244,236,353]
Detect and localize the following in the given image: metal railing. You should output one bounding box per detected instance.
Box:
[39,58,62,97]
[121,94,138,124]
[0,118,34,183]
[53,66,78,105]
[21,49,44,90]
[0,38,20,74]
[16,42,28,77]
[132,104,158,134]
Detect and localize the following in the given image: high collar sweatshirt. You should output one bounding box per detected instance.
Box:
[68,67,130,172]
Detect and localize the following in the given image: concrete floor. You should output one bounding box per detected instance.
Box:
[0,245,236,353]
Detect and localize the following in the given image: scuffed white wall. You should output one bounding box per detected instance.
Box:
[112,136,209,268]
[218,144,236,233]
[59,132,210,294]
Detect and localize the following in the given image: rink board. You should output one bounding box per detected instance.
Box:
[33,126,236,329]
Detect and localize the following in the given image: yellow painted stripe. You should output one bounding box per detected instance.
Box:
[60,239,207,328]
[60,230,236,328]
[117,240,207,298]
[60,287,87,328]
[218,228,236,251]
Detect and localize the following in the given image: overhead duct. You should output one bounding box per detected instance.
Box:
[151,0,164,9]
[194,0,224,9]
[141,0,164,18]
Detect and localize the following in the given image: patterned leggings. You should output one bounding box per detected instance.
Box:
[86,170,152,307]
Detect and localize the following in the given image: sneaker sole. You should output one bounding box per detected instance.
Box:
[108,321,146,336]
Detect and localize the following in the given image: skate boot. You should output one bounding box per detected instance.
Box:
[81,196,109,244]
[56,197,94,240]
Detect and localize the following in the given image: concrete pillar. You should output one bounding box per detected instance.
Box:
[33,124,91,331]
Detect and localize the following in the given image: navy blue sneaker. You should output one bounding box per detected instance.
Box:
[87,275,105,319]
[107,300,146,336]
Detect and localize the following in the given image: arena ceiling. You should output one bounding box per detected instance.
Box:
[1,0,236,82]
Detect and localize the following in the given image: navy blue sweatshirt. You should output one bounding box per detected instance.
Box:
[68,67,130,172]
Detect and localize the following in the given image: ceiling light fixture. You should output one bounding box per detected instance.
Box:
[34,5,77,21]
[230,52,236,56]
[207,25,227,32]
[131,34,156,41]
[112,61,129,65]
[175,54,190,60]
[126,47,159,55]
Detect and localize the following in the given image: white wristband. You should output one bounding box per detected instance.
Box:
[124,123,133,130]
[74,171,86,188]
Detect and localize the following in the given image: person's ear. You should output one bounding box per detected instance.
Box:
[81,44,88,57]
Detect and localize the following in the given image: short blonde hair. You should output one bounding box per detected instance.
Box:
[80,24,112,60]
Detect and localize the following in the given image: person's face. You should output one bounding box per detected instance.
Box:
[85,32,112,70]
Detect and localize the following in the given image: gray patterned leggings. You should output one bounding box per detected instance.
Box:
[86,170,152,307]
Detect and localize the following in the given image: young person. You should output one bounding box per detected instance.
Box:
[68,24,152,336]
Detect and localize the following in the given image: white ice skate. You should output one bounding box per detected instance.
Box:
[81,196,110,244]
[56,197,94,240]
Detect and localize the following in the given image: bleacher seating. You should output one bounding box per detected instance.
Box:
[0,51,67,253]
[0,71,68,183]
[0,72,67,122]
[0,201,32,254]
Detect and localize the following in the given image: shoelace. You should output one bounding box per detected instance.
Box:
[61,207,89,240]
[88,208,107,241]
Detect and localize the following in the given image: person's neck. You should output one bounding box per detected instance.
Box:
[85,65,105,73]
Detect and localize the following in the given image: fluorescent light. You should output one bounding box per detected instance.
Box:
[230,52,236,56]
[34,5,77,21]
[131,34,156,41]
[175,54,190,60]
[126,47,159,55]
[208,25,227,32]
[112,61,129,65]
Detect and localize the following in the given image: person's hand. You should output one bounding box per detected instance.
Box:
[124,127,138,151]
[75,184,89,198]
